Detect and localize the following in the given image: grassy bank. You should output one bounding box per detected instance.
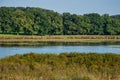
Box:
[0,35,120,46]
[0,53,120,80]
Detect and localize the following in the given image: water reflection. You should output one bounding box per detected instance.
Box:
[0,44,120,58]
[0,42,120,47]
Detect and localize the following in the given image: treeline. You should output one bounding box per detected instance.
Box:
[0,53,120,80]
[0,7,120,35]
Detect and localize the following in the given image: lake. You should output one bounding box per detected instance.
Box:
[0,44,120,58]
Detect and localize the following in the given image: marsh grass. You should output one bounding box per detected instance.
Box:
[0,53,120,80]
[0,35,120,46]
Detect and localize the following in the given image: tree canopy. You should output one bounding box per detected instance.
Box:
[0,7,120,35]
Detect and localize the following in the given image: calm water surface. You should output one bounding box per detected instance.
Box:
[0,45,120,58]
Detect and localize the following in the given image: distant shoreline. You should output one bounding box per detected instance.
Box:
[0,35,120,46]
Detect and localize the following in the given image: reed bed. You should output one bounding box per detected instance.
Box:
[0,35,120,43]
[0,53,120,80]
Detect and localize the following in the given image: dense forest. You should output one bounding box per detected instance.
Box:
[0,53,120,80]
[0,7,120,35]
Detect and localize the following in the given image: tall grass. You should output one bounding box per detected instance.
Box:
[0,35,120,43]
[0,53,120,80]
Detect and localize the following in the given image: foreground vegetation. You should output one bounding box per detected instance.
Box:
[0,7,120,35]
[0,53,120,80]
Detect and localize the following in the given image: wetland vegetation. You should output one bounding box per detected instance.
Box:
[0,53,120,80]
[0,7,120,80]
[0,35,120,46]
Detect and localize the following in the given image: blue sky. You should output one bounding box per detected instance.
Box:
[0,0,120,15]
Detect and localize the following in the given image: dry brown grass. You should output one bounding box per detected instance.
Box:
[0,35,120,43]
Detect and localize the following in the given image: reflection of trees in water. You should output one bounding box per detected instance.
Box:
[108,45,120,48]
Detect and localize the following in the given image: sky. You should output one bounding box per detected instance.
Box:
[0,0,120,15]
